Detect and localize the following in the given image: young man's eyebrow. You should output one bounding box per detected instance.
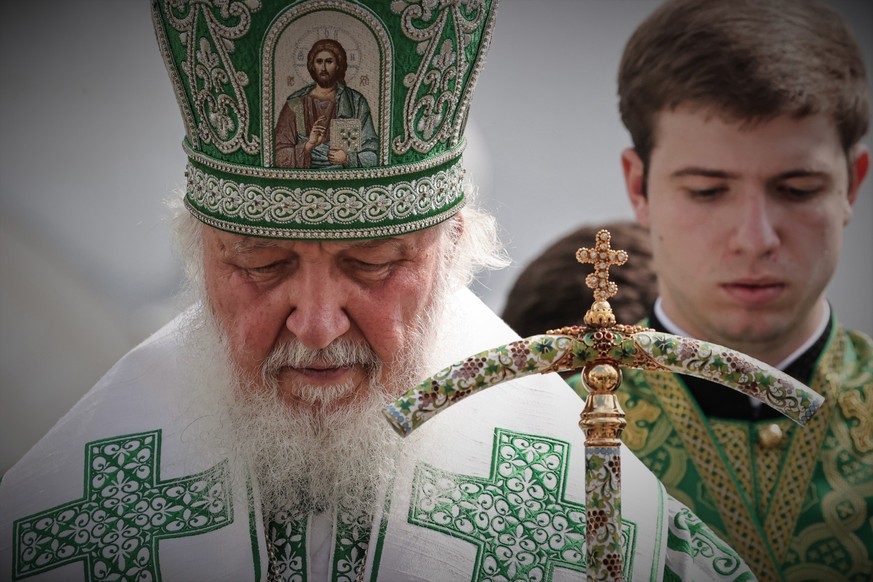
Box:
[772,169,831,180]
[671,167,739,179]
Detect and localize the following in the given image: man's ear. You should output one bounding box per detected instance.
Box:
[621,148,650,227]
[450,211,465,245]
[845,143,870,225]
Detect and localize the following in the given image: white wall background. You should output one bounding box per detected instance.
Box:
[2,0,871,475]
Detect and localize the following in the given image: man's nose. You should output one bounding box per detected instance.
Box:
[727,191,780,255]
[285,275,351,350]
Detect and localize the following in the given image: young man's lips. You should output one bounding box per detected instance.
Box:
[720,281,786,305]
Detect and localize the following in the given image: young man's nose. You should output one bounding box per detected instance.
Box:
[285,278,351,350]
[728,192,780,255]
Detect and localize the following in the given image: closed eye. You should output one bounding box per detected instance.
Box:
[243,260,291,278]
[776,185,822,200]
[686,186,727,200]
[347,258,394,273]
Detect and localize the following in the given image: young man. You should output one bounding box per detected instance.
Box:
[579,0,871,579]
[0,1,754,580]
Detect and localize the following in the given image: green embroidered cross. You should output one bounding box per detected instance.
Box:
[409,428,634,581]
[13,430,232,581]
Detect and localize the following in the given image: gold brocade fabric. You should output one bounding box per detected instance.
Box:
[570,324,873,581]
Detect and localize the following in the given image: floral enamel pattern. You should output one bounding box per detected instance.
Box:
[384,334,576,435]
[632,331,823,424]
[384,329,822,435]
[409,429,635,581]
[585,447,623,582]
[13,431,231,581]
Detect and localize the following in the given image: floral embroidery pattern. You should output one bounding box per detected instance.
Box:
[333,509,371,582]
[13,431,231,581]
[391,0,491,154]
[187,161,464,226]
[267,506,370,581]
[267,511,307,582]
[163,0,261,155]
[409,429,635,580]
[837,385,872,454]
[667,503,749,578]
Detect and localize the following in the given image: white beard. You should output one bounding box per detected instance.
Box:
[178,283,445,522]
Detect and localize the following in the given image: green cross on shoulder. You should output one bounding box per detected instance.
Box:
[13,430,232,581]
[409,428,635,581]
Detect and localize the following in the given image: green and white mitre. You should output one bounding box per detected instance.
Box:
[0,288,754,581]
[152,0,495,240]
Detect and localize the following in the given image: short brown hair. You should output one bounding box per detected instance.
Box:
[618,0,870,168]
[306,39,348,84]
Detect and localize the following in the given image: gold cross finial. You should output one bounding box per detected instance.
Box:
[576,229,628,302]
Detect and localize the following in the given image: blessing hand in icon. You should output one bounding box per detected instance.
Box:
[305,115,328,151]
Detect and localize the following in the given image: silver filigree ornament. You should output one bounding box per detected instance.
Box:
[391,0,488,154]
[165,0,261,155]
[187,161,465,225]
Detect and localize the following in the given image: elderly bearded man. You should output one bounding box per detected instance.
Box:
[0,1,755,580]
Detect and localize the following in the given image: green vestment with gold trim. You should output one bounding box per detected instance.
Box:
[571,321,872,581]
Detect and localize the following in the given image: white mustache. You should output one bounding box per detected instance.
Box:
[262,338,380,378]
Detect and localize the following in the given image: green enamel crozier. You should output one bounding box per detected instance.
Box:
[384,229,825,582]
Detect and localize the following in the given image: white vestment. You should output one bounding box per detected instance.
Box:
[0,289,754,581]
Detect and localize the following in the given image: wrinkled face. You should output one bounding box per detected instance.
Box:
[623,107,867,363]
[202,225,445,410]
[311,50,338,86]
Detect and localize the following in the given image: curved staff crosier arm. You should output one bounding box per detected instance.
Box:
[382,229,824,581]
[382,325,824,436]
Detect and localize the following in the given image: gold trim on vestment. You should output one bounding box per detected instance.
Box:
[646,373,784,580]
[763,330,844,565]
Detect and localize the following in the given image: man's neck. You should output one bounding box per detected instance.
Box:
[654,297,831,370]
[309,84,338,100]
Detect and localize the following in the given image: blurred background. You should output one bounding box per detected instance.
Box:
[2,0,871,475]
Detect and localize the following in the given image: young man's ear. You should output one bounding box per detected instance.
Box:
[621,148,650,227]
[845,143,870,225]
